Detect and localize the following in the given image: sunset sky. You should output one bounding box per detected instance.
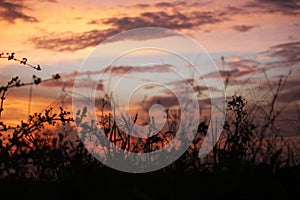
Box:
[0,0,299,136]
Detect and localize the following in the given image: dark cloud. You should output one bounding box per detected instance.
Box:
[232,25,257,32]
[61,70,103,79]
[224,6,246,16]
[141,95,213,120]
[101,65,134,75]
[165,78,196,86]
[245,0,300,15]
[101,64,172,75]
[30,27,180,52]
[30,29,108,52]
[154,2,173,8]
[133,3,150,8]
[269,41,300,63]
[143,95,179,110]
[262,41,300,69]
[0,0,38,23]
[152,79,221,99]
[204,40,300,86]
[225,79,258,86]
[101,10,226,32]
[41,64,171,89]
[30,8,228,51]
[132,1,206,9]
[144,85,157,90]
[41,74,104,91]
[41,79,74,88]
[204,68,256,80]
[164,78,219,92]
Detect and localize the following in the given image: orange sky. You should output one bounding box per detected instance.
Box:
[0,0,300,135]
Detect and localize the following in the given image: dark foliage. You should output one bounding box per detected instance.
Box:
[0,53,299,199]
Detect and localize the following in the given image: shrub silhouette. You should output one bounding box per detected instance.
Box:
[0,53,299,199]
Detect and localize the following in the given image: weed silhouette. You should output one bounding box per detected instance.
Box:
[0,53,299,199]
